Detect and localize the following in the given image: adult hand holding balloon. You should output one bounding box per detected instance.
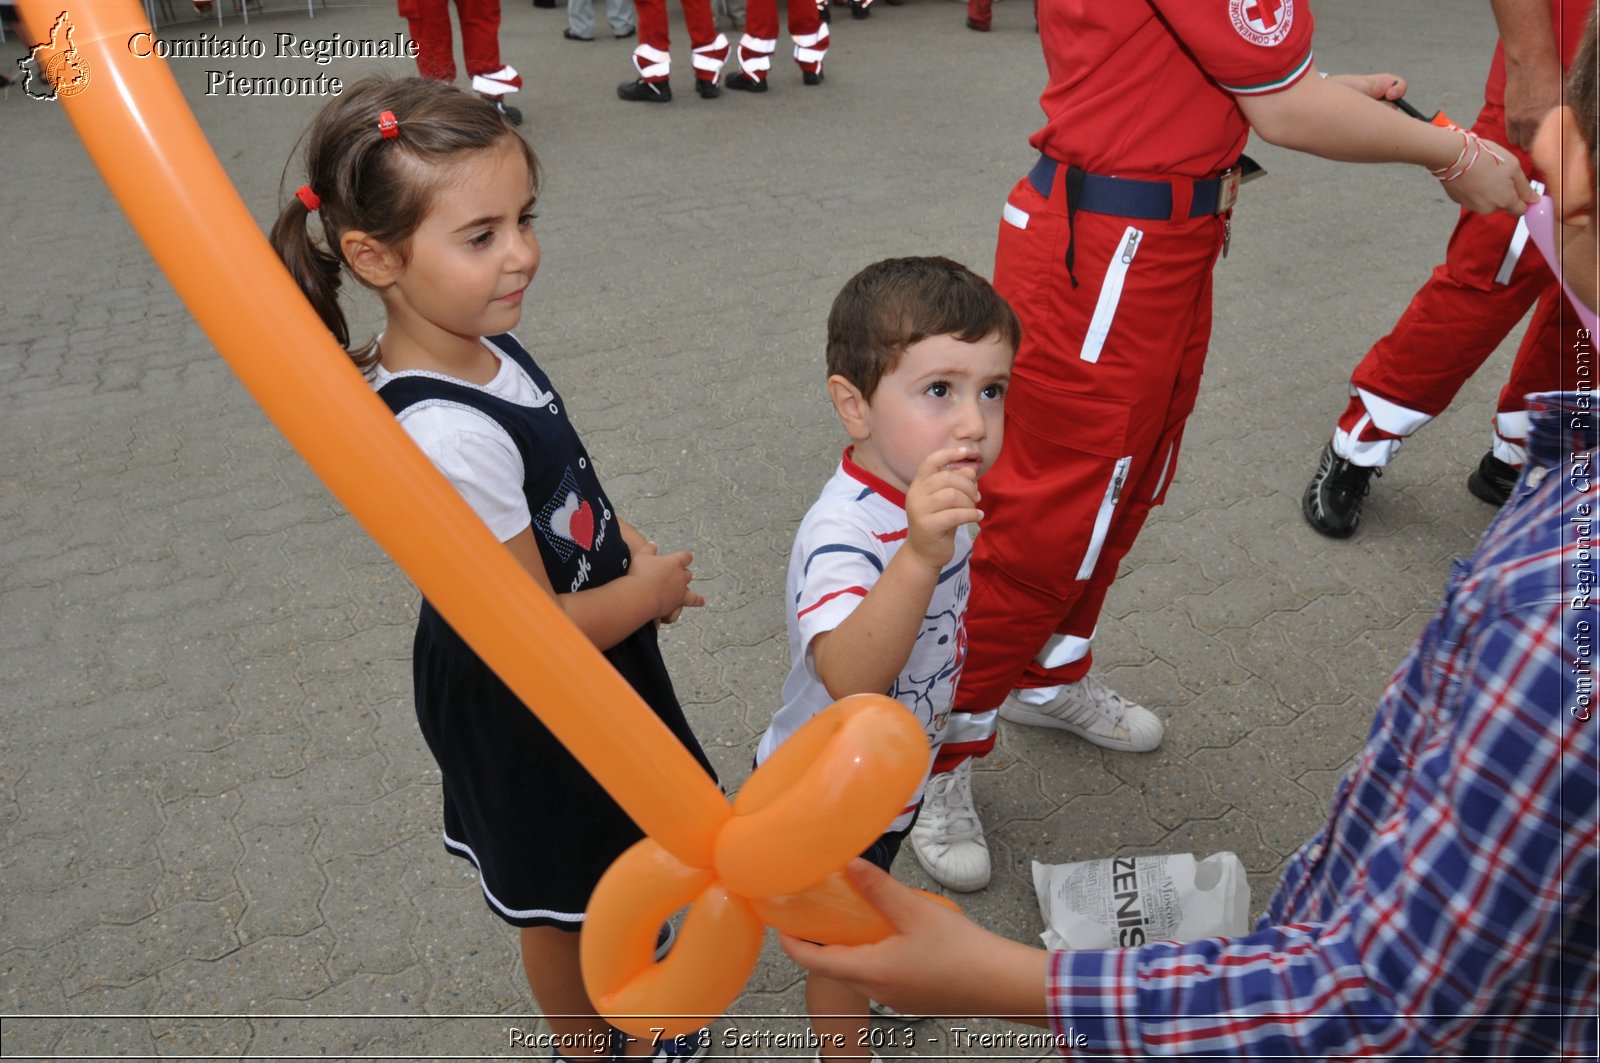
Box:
[22,0,949,1036]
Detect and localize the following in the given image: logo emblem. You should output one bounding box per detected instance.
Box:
[535,468,600,563]
[1229,0,1293,47]
[21,11,91,101]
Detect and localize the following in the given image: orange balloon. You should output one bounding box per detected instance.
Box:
[30,0,957,1037]
[716,696,929,897]
[586,695,931,1036]
[581,840,764,1028]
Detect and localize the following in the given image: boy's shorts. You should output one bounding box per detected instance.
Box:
[861,822,912,872]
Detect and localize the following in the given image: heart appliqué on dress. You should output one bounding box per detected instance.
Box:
[551,491,596,550]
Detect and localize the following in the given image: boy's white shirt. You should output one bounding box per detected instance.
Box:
[757,450,972,832]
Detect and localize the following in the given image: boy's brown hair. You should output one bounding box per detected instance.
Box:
[826,256,1022,399]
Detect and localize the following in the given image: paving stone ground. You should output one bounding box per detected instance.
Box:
[2,0,1527,1058]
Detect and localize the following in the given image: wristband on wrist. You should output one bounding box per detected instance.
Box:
[1430,130,1504,182]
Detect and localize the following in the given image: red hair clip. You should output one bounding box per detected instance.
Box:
[295,185,321,212]
[377,110,399,139]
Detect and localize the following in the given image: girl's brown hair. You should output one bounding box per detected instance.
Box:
[270,77,540,373]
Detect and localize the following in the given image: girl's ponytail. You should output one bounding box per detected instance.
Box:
[269,194,368,370]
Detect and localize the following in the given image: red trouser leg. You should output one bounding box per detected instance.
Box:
[401,0,457,82]
[966,0,992,30]
[738,0,776,79]
[683,0,728,83]
[455,0,504,78]
[743,0,776,38]
[786,0,825,75]
[1333,103,1557,466]
[633,0,672,81]
[1493,285,1574,464]
[942,174,1224,770]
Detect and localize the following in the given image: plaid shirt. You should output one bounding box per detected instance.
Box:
[1050,392,1598,1059]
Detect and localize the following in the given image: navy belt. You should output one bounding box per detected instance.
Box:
[1027,155,1250,219]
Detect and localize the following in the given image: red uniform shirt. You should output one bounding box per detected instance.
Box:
[1031,0,1315,179]
[1484,0,1593,107]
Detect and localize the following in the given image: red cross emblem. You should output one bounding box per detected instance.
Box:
[1230,0,1293,46]
[1244,0,1282,30]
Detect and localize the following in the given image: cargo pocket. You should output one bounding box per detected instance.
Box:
[989,378,1134,598]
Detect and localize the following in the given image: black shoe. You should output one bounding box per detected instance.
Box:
[1302,441,1379,538]
[725,71,768,92]
[533,0,557,7]
[615,26,636,38]
[802,69,823,86]
[695,77,720,99]
[485,97,523,125]
[850,0,871,17]
[617,78,671,102]
[1466,450,1520,506]
[563,28,593,40]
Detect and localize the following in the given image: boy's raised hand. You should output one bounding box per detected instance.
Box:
[630,539,706,624]
[904,446,984,569]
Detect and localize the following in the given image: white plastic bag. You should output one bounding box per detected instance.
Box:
[1032,851,1250,950]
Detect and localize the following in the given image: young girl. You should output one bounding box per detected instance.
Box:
[270,77,714,1062]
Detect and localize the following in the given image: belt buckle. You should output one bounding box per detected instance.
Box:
[1217,168,1241,213]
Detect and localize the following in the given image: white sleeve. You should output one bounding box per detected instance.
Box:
[791,509,888,659]
[395,404,530,542]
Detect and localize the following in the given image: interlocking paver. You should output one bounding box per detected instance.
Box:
[0,0,1531,1055]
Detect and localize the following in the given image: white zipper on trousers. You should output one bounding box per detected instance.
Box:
[1080,226,1142,363]
[1077,455,1132,580]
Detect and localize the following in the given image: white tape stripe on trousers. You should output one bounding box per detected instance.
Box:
[738,33,774,75]
[693,33,730,75]
[632,42,670,79]
[1494,179,1546,285]
[794,22,828,66]
[943,708,998,747]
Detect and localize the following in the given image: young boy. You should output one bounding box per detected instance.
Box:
[755,256,1018,1061]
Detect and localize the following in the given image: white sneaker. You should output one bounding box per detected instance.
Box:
[869,999,925,1022]
[998,675,1164,752]
[908,761,991,892]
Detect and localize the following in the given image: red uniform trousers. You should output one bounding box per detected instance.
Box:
[935,166,1225,774]
[632,0,728,84]
[735,0,827,81]
[965,0,1036,33]
[400,0,504,83]
[1333,101,1567,469]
